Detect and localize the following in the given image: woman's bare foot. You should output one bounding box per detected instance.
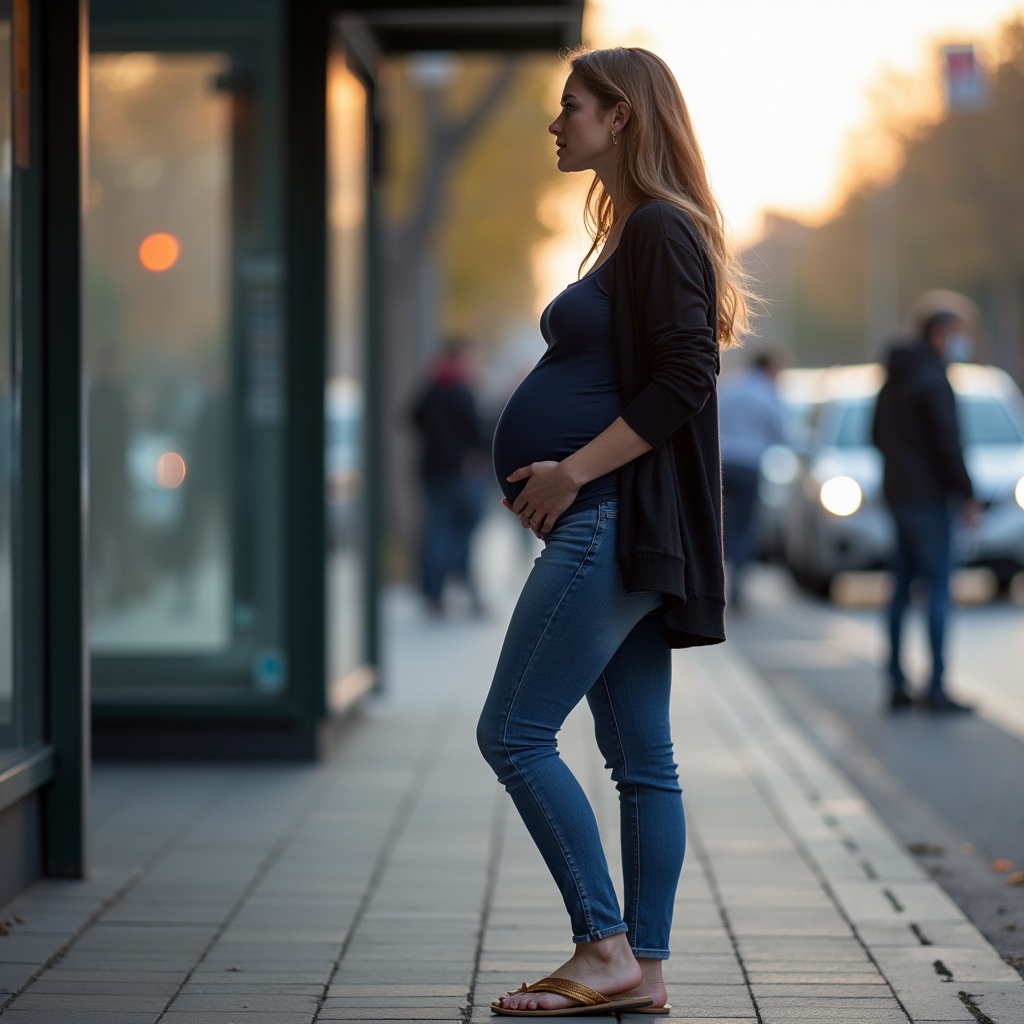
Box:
[495,934,643,1012]
[616,958,669,1010]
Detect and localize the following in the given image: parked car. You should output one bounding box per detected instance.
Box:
[783,362,1024,597]
[756,366,828,559]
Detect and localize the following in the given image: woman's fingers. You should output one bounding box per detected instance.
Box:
[506,463,534,483]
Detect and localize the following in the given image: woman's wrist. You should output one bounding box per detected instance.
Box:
[559,454,590,491]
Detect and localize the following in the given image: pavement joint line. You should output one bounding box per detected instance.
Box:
[687,821,764,1024]
[685,647,915,1023]
[464,790,508,1022]
[958,988,997,1024]
[310,708,459,1024]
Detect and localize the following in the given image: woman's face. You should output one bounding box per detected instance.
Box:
[548,72,619,174]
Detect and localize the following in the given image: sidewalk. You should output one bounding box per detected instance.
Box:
[2,522,1023,1022]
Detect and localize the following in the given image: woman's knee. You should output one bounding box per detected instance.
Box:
[476,710,506,774]
[477,706,556,782]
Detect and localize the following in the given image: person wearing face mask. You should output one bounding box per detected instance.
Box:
[871,305,982,713]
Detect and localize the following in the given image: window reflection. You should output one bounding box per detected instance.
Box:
[326,47,368,703]
[86,54,232,652]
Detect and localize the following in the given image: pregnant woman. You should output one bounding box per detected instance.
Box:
[477,47,749,1016]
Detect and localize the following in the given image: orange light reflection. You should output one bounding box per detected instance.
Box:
[139,232,181,272]
[156,451,187,488]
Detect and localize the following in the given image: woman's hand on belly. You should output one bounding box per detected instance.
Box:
[504,460,580,535]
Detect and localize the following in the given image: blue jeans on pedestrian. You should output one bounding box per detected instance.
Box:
[477,501,684,959]
[420,475,483,603]
[886,500,954,695]
[721,461,761,606]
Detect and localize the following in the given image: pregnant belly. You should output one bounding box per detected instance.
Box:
[492,376,619,505]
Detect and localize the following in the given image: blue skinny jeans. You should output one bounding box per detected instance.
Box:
[477,501,684,959]
[886,500,954,695]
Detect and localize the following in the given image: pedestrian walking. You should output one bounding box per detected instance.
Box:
[477,47,749,1015]
[871,301,980,712]
[411,336,489,616]
[718,351,786,609]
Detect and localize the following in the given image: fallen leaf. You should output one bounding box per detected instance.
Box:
[992,859,1014,873]
[1007,872,1024,886]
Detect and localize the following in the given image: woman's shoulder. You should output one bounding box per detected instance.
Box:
[620,200,704,252]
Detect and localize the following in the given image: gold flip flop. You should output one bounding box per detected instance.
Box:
[491,976,654,1016]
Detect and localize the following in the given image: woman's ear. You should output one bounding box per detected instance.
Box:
[611,100,631,132]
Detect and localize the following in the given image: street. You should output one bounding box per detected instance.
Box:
[726,564,1024,974]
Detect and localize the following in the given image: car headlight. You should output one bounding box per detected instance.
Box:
[820,476,863,517]
[1016,476,1024,511]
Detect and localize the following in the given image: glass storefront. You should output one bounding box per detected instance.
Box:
[326,41,369,707]
[86,52,233,654]
[87,1,288,700]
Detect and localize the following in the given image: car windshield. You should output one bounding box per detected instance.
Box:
[829,396,1024,448]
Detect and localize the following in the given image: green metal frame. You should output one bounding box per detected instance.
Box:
[40,0,88,877]
[285,0,330,725]
[0,0,85,871]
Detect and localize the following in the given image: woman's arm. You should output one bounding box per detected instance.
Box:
[504,416,652,535]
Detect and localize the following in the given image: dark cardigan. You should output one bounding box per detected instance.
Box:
[610,200,726,647]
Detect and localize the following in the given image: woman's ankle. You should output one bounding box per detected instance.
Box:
[576,933,637,965]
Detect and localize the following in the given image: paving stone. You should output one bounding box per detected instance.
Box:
[758,1015,907,1024]
[782,977,900,998]
[620,1019,756,1023]
[5,992,170,1012]
[318,1010,463,1020]
[745,972,884,985]
[756,996,907,1016]
[0,935,64,963]
[329,985,470,997]
[160,1015,313,1024]
[0,1014,161,1023]
[324,997,466,1008]
[0,961,38,994]
[167,991,321,1011]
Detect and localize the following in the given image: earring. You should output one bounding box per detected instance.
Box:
[611,131,618,146]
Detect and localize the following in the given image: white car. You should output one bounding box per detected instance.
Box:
[783,363,1024,597]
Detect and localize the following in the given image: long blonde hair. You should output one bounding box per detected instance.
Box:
[568,47,750,348]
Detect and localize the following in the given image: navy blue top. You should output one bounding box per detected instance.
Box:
[493,257,622,518]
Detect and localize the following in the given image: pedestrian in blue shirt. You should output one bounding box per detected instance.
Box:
[718,351,786,609]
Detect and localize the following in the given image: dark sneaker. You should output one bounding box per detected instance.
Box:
[889,690,914,710]
[918,692,974,713]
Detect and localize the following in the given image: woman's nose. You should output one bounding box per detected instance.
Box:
[548,118,559,135]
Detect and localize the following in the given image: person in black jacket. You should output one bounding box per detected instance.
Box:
[872,309,980,712]
[478,47,751,1016]
[411,336,489,615]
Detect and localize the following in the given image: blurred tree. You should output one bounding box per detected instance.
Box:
[381,55,560,354]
